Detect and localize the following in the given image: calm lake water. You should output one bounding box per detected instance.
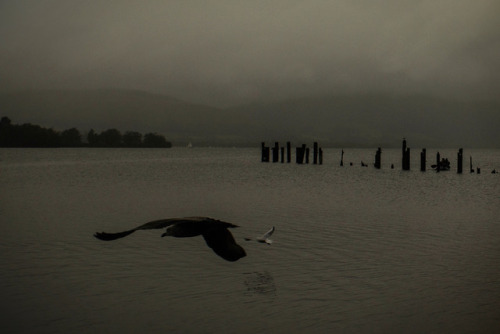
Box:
[1,147,499,333]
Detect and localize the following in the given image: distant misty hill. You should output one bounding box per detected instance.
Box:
[1,89,498,148]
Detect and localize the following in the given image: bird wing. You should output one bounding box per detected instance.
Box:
[202,227,246,262]
[259,226,275,240]
[94,217,210,241]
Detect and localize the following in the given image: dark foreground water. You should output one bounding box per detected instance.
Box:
[1,148,499,333]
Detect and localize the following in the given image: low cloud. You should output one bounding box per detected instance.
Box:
[1,0,499,106]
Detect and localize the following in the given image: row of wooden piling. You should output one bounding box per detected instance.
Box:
[262,139,491,174]
[399,139,479,173]
[371,144,482,173]
[261,142,323,164]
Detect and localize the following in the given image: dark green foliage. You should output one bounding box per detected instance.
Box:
[0,117,61,147]
[60,128,82,147]
[87,128,121,147]
[99,129,122,147]
[0,117,13,146]
[87,129,99,146]
[1,117,171,148]
[87,129,171,147]
[17,124,61,147]
[122,131,143,147]
[143,133,172,148]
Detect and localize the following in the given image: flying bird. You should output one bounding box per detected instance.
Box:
[94,217,251,262]
[245,226,275,244]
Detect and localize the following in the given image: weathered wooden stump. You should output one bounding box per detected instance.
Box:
[457,148,463,174]
[420,148,426,171]
[374,147,381,169]
[286,142,291,163]
[313,142,318,164]
[436,152,441,172]
[402,138,410,170]
[296,144,306,164]
[261,142,270,162]
[272,142,279,163]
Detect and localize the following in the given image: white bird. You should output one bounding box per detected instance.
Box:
[245,226,275,245]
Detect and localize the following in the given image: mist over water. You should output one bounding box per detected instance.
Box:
[1,148,499,333]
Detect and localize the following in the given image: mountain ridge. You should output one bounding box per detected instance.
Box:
[1,89,498,147]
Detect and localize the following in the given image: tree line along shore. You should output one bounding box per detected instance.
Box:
[0,117,172,148]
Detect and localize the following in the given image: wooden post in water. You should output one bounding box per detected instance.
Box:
[340,149,344,166]
[296,147,301,164]
[406,148,410,170]
[319,148,323,165]
[296,144,306,164]
[402,139,406,169]
[374,147,381,169]
[477,167,481,174]
[436,152,441,173]
[305,147,310,164]
[272,142,279,163]
[313,142,318,164]
[420,148,426,171]
[402,138,410,170]
[457,148,463,174]
[261,142,270,162]
[286,142,291,163]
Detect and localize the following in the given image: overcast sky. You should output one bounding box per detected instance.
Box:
[1,0,499,106]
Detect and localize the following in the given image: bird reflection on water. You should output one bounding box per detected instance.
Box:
[243,271,277,296]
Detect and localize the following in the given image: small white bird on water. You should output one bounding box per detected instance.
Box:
[245,226,275,245]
